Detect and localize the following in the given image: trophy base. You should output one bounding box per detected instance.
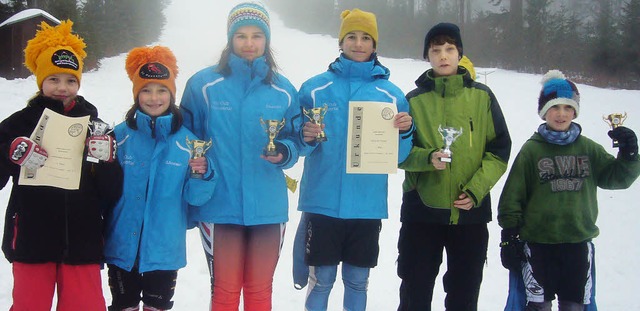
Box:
[263,149,279,157]
[613,141,619,148]
[440,157,452,163]
[316,136,327,142]
[191,172,204,179]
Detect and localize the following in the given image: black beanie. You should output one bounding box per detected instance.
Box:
[423,22,463,59]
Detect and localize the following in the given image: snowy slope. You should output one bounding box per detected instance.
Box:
[0,1,639,310]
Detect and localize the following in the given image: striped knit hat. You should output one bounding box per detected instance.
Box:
[227,2,270,42]
[538,70,580,120]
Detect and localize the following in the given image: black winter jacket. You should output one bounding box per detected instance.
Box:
[0,95,123,264]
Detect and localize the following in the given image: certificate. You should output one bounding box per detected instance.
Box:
[346,101,398,174]
[18,108,90,190]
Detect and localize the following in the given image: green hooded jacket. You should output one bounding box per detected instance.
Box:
[400,68,511,225]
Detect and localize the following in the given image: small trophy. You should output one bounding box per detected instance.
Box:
[603,112,627,148]
[260,117,286,156]
[438,125,463,163]
[303,104,328,142]
[87,120,113,163]
[186,137,212,178]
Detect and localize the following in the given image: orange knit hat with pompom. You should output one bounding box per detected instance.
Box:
[125,45,179,99]
[24,20,86,89]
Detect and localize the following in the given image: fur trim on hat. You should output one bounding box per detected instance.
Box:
[125,46,179,98]
[339,9,378,44]
[538,70,580,120]
[24,20,86,88]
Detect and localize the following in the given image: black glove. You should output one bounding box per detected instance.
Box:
[500,228,524,271]
[608,126,638,161]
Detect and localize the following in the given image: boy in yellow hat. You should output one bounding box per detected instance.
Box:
[0,20,123,310]
[295,8,413,311]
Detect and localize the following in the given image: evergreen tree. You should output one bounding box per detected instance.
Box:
[620,0,640,83]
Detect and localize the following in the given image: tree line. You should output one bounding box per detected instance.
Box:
[0,0,168,69]
[267,0,640,89]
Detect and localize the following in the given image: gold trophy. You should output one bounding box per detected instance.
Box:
[438,125,463,163]
[260,117,286,156]
[603,112,627,147]
[186,137,212,178]
[303,104,328,142]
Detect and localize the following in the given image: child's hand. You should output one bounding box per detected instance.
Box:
[609,126,638,161]
[500,228,525,271]
[394,112,413,132]
[302,122,324,143]
[9,136,48,169]
[430,150,448,170]
[453,192,473,210]
[261,153,284,164]
[188,157,208,174]
[86,135,116,163]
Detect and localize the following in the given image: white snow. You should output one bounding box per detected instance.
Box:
[0,8,60,28]
[0,1,639,310]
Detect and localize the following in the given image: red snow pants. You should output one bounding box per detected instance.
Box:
[11,262,106,311]
[211,223,284,311]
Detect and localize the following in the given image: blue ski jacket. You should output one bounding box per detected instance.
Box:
[180,53,301,226]
[297,54,414,219]
[104,111,216,273]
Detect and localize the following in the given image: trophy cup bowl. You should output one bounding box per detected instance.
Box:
[186,137,212,178]
[260,117,286,157]
[603,112,627,148]
[438,125,463,163]
[303,104,328,142]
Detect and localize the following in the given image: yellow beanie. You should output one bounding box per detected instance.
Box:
[339,9,378,44]
[125,46,179,99]
[24,20,86,89]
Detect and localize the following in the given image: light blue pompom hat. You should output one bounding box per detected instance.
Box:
[227,2,271,42]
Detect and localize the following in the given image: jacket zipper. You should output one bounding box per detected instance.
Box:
[12,213,18,250]
[469,117,474,148]
[64,192,70,259]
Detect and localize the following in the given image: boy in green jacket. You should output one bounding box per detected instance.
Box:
[498,70,640,311]
[397,22,512,311]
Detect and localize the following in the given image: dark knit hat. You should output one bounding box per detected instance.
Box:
[423,22,463,59]
[538,70,580,120]
[227,2,270,42]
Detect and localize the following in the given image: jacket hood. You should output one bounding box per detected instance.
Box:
[329,53,390,80]
[28,94,98,119]
[134,110,173,141]
[415,66,473,89]
[228,53,269,82]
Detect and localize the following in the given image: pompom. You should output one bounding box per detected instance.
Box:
[125,46,178,81]
[540,69,566,85]
[24,20,86,75]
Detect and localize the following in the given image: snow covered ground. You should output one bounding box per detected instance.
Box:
[0,1,639,310]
